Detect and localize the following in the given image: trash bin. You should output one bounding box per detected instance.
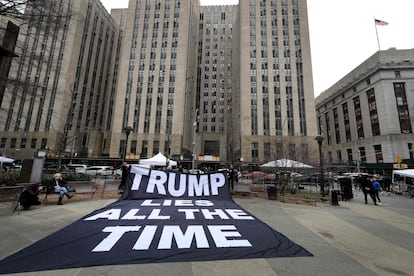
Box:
[331,190,340,206]
[267,185,277,200]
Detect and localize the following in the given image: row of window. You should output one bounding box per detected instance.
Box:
[251,142,309,163]
[322,82,412,146]
[0,137,48,150]
[331,143,414,164]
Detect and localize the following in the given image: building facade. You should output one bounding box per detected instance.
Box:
[315,48,414,171]
[113,0,318,167]
[236,0,317,166]
[110,0,199,162]
[0,0,120,160]
[1,0,319,168]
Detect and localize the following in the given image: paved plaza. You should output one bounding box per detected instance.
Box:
[0,193,413,276]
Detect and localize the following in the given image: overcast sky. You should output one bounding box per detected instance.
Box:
[101,0,414,97]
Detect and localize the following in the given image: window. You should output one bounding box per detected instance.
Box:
[301,143,309,162]
[324,112,331,145]
[359,147,366,163]
[374,144,383,163]
[141,140,148,159]
[153,141,159,156]
[20,138,27,149]
[342,102,351,141]
[251,142,259,162]
[119,140,125,158]
[31,138,37,149]
[394,83,412,134]
[10,138,16,148]
[367,88,380,136]
[264,143,271,161]
[395,70,401,79]
[347,148,353,163]
[333,108,340,143]
[130,140,137,154]
[336,150,342,162]
[0,138,6,149]
[288,143,296,160]
[41,139,47,149]
[353,96,364,139]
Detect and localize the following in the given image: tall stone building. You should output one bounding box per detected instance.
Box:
[236,0,317,166]
[0,0,120,160]
[1,0,318,168]
[110,0,199,162]
[315,49,414,170]
[112,0,317,167]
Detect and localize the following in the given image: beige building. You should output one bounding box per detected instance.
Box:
[1,0,319,168]
[111,0,318,167]
[315,48,414,171]
[0,0,120,160]
[236,0,317,166]
[110,0,199,162]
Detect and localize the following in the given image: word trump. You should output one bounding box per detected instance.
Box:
[130,167,226,197]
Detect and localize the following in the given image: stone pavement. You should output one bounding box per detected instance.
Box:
[0,193,413,276]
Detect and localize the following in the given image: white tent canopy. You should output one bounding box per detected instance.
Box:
[0,156,14,165]
[260,158,313,168]
[139,152,177,167]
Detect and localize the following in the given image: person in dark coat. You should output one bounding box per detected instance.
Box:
[118,162,131,193]
[19,183,42,210]
[359,175,377,205]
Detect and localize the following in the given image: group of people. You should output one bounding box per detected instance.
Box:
[359,175,383,205]
[19,173,74,210]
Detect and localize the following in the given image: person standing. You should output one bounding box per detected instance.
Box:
[47,173,73,205]
[382,175,392,195]
[359,175,376,205]
[372,178,382,205]
[228,165,235,191]
[118,162,131,193]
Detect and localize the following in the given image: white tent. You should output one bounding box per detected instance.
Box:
[0,156,14,168]
[260,158,313,168]
[139,152,177,167]
[0,156,14,163]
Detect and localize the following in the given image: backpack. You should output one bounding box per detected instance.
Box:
[372,181,381,191]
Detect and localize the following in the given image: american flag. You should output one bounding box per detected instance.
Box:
[375,19,389,26]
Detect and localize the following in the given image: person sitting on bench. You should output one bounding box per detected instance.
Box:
[19,183,42,210]
[47,173,73,205]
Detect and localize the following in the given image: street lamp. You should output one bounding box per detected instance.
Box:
[192,109,198,170]
[315,135,325,197]
[123,126,133,162]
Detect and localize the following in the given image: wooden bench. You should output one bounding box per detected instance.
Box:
[0,185,26,214]
[43,181,100,205]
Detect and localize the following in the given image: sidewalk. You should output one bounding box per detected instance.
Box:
[0,194,413,275]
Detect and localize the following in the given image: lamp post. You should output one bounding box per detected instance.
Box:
[123,126,133,162]
[315,135,325,197]
[192,109,198,170]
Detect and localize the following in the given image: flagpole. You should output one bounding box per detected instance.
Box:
[374,17,381,51]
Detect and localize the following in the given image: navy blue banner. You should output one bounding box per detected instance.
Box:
[0,168,311,274]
